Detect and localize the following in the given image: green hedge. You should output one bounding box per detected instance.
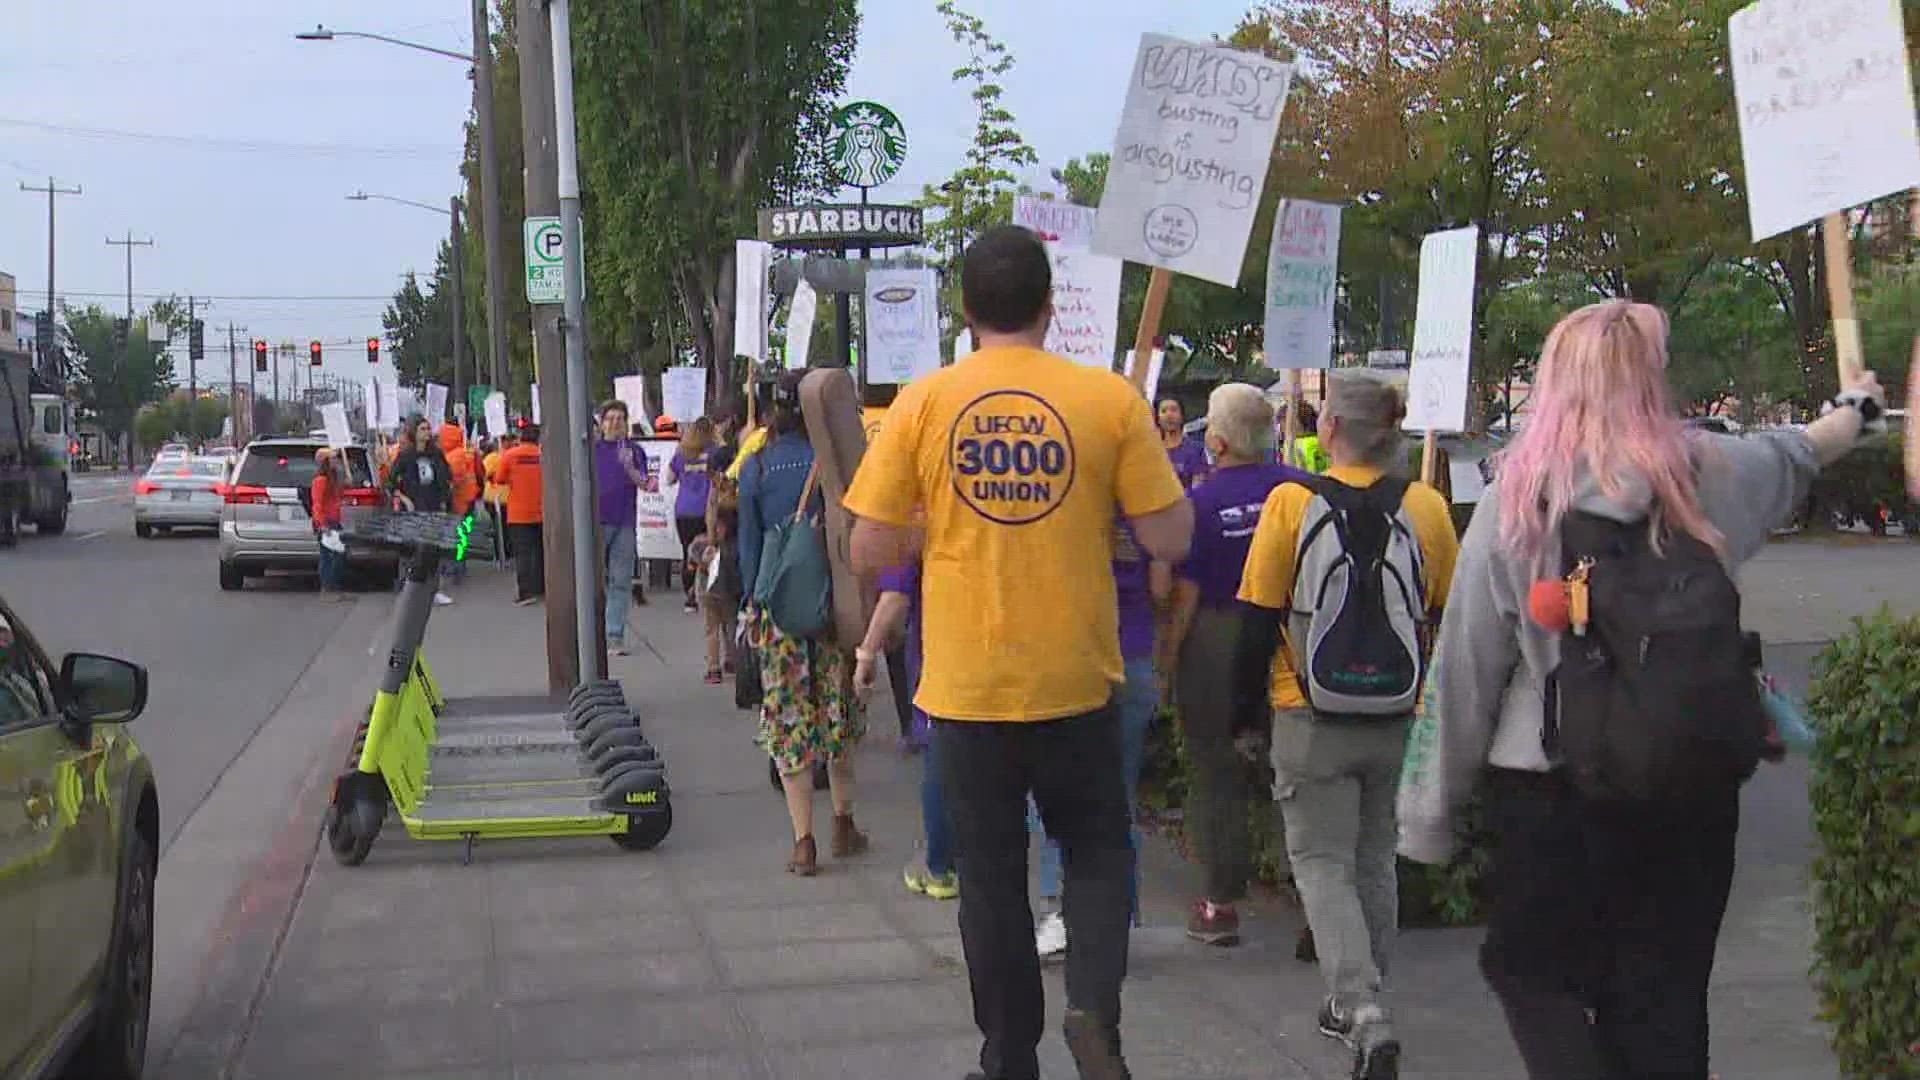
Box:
[1806,613,1920,1079]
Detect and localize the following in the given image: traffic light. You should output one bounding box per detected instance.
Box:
[112,318,129,352]
[253,339,268,373]
[366,337,380,364]
[189,319,205,361]
[309,340,323,367]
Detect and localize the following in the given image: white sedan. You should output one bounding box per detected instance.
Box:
[134,456,228,537]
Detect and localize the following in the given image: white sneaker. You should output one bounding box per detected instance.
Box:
[1035,910,1068,961]
[433,591,454,607]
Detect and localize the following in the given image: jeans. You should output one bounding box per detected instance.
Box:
[509,522,544,601]
[936,706,1132,1080]
[1479,768,1738,1080]
[921,726,954,876]
[602,523,637,644]
[1031,657,1153,919]
[316,540,346,592]
[1271,708,1406,1030]
[1178,604,1258,902]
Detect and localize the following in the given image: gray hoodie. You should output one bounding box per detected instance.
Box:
[1398,430,1819,864]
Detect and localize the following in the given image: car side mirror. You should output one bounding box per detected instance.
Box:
[58,653,148,724]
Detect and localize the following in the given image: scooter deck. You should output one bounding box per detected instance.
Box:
[404,694,622,837]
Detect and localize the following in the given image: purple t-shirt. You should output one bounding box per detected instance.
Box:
[1179,462,1313,608]
[875,564,930,737]
[592,438,642,529]
[1112,520,1154,661]
[1166,436,1210,490]
[670,448,712,519]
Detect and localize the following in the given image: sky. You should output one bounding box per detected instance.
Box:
[0,0,1250,392]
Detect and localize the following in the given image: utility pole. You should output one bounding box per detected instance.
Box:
[104,231,154,317]
[474,0,511,397]
[219,323,246,444]
[19,178,81,388]
[550,0,600,685]
[519,0,583,691]
[450,196,467,422]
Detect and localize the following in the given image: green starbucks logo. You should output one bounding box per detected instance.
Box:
[829,101,908,189]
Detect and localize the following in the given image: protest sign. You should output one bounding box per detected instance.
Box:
[1402,226,1480,436]
[1016,196,1123,368]
[634,439,681,561]
[863,267,941,384]
[1263,199,1341,369]
[954,327,973,360]
[530,383,540,426]
[786,280,819,370]
[734,239,774,363]
[483,393,508,441]
[613,374,647,426]
[1730,0,1920,242]
[1091,34,1294,288]
[425,382,449,424]
[320,402,352,449]
[1128,349,1167,403]
[364,375,385,430]
[662,367,706,423]
[379,381,402,432]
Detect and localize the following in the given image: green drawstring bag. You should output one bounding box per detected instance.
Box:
[751,461,832,640]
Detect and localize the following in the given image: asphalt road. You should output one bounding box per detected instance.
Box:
[0,469,357,851]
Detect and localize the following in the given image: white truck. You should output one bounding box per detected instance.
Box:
[0,348,72,542]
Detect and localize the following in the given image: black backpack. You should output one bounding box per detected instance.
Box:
[1546,511,1764,803]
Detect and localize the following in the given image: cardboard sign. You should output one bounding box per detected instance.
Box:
[1016,196,1123,369]
[364,376,385,431]
[786,280,819,370]
[734,239,773,363]
[379,381,402,433]
[612,374,647,427]
[1128,349,1168,402]
[320,402,352,449]
[530,382,541,426]
[1264,199,1341,369]
[1402,226,1480,434]
[1090,34,1294,287]
[662,366,706,423]
[864,267,942,384]
[634,439,682,561]
[483,393,508,441]
[1730,0,1920,241]
[954,327,974,360]
[425,382,449,424]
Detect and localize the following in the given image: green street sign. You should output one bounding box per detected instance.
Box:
[524,216,564,305]
[828,101,908,190]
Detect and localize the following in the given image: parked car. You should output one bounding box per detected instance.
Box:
[0,598,156,1080]
[216,438,395,591]
[132,457,228,537]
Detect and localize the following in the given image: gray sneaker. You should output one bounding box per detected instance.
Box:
[1347,1003,1399,1080]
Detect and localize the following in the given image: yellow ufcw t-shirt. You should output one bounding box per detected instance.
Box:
[844,346,1185,722]
[1237,464,1459,709]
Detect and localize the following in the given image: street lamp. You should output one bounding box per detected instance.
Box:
[346,191,469,422]
[298,11,512,402]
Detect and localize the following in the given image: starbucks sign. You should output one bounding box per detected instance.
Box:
[828,101,908,189]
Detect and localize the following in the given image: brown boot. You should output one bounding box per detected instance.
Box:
[787,835,817,876]
[830,813,869,857]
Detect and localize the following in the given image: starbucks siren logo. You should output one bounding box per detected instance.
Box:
[829,101,908,189]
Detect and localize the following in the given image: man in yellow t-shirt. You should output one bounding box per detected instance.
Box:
[845,225,1191,1080]
[1234,370,1458,1080]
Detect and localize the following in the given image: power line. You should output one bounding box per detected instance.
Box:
[0,117,453,159]
[43,289,399,303]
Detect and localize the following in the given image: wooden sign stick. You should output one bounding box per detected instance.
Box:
[1127,267,1173,390]
[1821,211,1865,386]
[1419,428,1439,488]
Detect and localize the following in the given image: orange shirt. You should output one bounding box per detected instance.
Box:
[492,443,544,524]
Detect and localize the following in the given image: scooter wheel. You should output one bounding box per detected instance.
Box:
[324,799,382,867]
[611,803,672,851]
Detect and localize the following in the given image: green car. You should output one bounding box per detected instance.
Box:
[0,600,156,1080]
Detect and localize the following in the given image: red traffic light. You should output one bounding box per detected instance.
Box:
[309,340,323,367]
[253,339,268,373]
[366,337,381,363]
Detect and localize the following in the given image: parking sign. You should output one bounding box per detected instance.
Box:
[524,216,565,304]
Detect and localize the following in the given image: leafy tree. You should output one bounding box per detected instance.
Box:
[1856,259,1918,405]
[381,250,458,391]
[66,302,176,459]
[131,395,228,451]
[1665,264,1800,420]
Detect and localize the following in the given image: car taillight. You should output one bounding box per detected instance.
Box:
[133,479,159,495]
[225,484,271,505]
[343,487,381,507]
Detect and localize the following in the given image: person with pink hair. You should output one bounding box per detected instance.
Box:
[1400,299,1885,1080]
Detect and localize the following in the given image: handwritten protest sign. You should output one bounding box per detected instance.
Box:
[320,402,352,449]
[634,439,681,560]
[863,267,941,384]
[786,281,819,370]
[612,374,647,427]
[1016,196,1123,368]
[1730,0,1920,241]
[1402,226,1479,434]
[662,367,706,423]
[1091,34,1293,288]
[425,383,449,424]
[483,393,507,440]
[1264,199,1341,369]
[734,239,774,363]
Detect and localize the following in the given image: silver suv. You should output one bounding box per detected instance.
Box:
[215,439,396,591]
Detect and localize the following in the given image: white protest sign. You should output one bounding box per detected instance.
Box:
[364,376,385,430]
[863,267,942,384]
[1127,349,1168,402]
[530,383,541,426]
[1264,199,1341,369]
[425,382,449,424]
[320,402,352,449]
[786,280,819,370]
[613,374,647,426]
[483,393,508,441]
[1017,194,1122,369]
[379,381,402,432]
[954,327,974,360]
[1091,34,1294,287]
[662,367,707,423]
[634,439,682,561]
[734,239,774,363]
[1402,226,1480,434]
[1730,0,1920,241]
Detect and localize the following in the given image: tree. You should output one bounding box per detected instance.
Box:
[67,302,175,459]
[460,0,538,407]
[382,250,457,391]
[571,0,859,396]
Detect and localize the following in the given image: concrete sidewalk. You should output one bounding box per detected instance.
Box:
[162,564,1841,1080]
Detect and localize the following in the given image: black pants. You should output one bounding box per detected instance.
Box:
[886,646,913,738]
[1177,605,1255,902]
[509,523,544,601]
[1480,768,1739,1080]
[935,707,1132,1080]
[675,515,704,603]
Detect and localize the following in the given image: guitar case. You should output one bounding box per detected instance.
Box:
[799,369,876,649]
